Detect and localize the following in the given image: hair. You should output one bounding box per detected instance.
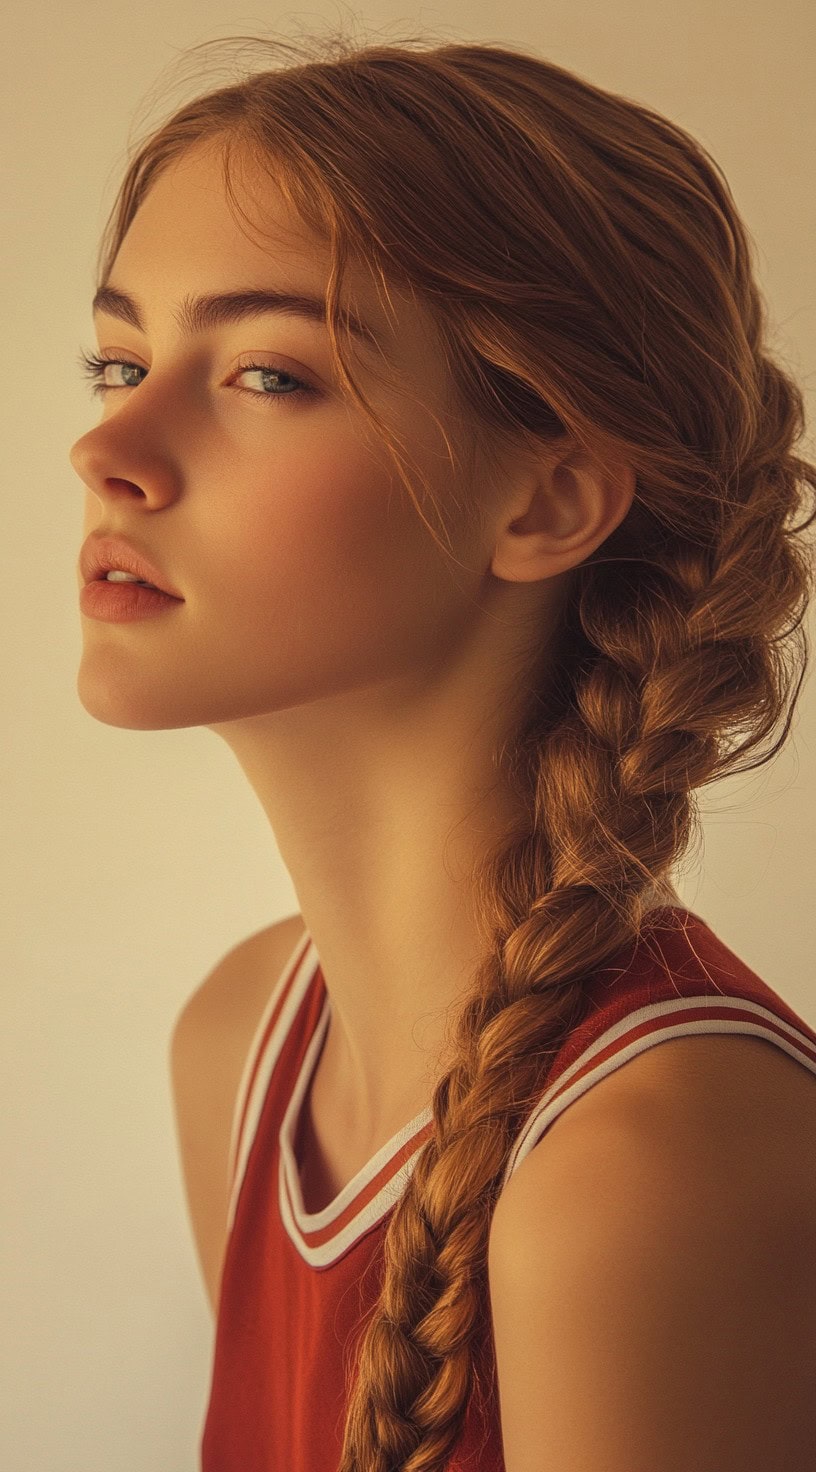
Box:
[91,23,816,1471]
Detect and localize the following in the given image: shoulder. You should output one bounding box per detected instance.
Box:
[169,913,306,1314]
[487,1034,816,1471]
[171,912,307,1049]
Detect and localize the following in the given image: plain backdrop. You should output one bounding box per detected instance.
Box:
[2,1,814,1468]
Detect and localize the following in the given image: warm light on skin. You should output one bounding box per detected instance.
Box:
[69,138,637,1135]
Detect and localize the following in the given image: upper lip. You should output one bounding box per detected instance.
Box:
[79,536,184,598]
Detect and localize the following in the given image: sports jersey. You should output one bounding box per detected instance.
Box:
[201,906,816,1469]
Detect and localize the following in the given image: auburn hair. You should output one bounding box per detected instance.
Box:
[91,25,815,1471]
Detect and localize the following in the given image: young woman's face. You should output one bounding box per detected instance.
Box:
[70,140,506,733]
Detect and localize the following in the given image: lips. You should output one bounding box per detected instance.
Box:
[79,535,183,599]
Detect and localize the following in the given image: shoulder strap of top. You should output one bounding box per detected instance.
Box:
[501,908,816,1191]
[227,930,315,1198]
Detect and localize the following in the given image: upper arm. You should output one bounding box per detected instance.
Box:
[169,913,305,1316]
[487,1041,816,1472]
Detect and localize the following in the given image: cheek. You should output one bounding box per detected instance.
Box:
[206,439,475,678]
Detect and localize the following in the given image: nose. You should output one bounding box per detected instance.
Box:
[69,427,102,483]
[68,438,86,476]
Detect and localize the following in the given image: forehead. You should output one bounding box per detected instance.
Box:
[107,141,420,358]
[121,141,326,272]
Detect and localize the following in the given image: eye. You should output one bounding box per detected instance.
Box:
[76,349,318,407]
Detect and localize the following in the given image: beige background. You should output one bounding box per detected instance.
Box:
[2,1,814,1467]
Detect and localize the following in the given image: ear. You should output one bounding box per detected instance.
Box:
[490,444,636,584]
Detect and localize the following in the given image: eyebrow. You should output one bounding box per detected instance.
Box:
[91,284,386,357]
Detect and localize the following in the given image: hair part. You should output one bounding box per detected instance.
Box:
[94,24,816,1470]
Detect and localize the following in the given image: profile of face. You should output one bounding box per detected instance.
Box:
[69,140,538,738]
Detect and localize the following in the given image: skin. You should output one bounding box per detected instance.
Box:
[70,138,652,1146]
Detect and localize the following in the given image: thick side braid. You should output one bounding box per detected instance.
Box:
[339,440,810,1470]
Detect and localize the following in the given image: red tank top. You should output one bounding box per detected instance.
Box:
[200,906,816,1469]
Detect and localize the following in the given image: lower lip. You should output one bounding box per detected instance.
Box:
[80,580,184,621]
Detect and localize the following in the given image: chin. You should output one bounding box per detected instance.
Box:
[75,670,197,732]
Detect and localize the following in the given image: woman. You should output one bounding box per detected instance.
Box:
[70,29,816,1471]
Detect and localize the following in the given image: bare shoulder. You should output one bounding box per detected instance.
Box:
[171,911,307,1045]
[169,912,306,1315]
[489,1032,816,1267]
[488,1033,816,1471]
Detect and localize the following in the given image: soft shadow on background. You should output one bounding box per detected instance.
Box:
[1,1,814,1467]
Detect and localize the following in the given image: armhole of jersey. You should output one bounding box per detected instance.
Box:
[501,991,816,1192]
[227,926,312,1198]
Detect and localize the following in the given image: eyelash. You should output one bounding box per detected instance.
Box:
[76,349,316,407]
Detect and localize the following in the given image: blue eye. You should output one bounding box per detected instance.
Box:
[76,349,316,407]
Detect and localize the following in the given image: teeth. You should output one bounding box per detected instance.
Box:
[105,570,151,585]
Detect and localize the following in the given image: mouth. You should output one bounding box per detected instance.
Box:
[79,536,184,599]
